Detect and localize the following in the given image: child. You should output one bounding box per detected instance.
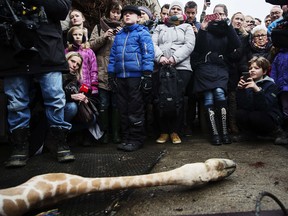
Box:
[66,26,98,99]
[108,5,154,152]
[235,56,282,140]
[271,48,288,145]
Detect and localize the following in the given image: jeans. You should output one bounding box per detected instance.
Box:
[64,102,78,122]
[4,72,71,132]
[203,87,226,108]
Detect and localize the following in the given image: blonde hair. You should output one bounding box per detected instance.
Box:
[65,51,83,80]
[67,26,90,51]
[231,12,248,37]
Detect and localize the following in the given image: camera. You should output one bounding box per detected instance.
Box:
[0,0,47,49]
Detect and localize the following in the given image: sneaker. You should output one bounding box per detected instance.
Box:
[170,132,181,144]
[156,134,169,144]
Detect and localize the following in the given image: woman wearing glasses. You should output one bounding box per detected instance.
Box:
[241,25,273,73]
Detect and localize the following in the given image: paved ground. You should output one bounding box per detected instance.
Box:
[114,134,288,216]
[0,131,287,216]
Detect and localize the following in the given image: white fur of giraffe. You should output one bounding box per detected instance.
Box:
[0,158,236,216]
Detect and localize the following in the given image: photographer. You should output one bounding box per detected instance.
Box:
[0,0,75,168]
[235,56,282,141]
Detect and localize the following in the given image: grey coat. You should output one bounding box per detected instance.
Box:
[152,23,195,71]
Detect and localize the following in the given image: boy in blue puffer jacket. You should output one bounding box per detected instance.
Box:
[108,5,154,151]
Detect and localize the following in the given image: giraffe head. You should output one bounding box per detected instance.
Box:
[204,158,237,181]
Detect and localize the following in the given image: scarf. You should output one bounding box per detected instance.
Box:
[100,16,122,32]
[164,14,187,27]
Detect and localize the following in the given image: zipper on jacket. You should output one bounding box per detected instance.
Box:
[144,43,148,55]
[135,53,140,67]
[122,32,130,77]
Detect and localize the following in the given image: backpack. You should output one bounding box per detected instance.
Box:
[154,65,184,116]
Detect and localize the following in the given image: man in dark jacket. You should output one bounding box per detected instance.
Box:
[0,0,75,167]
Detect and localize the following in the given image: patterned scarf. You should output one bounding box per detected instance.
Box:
[100,16,122,32]
[164,14,187,27]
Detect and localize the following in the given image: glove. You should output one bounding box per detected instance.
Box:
[108,73,118,93]
[140,71,153,94]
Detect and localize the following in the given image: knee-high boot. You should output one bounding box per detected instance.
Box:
[205,107,221,145]
[5,127,30,167]
[99,109,109,144]
[112,108,121,143]
[216,101,232,144]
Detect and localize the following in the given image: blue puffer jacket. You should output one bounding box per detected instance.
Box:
[108,24,154,78]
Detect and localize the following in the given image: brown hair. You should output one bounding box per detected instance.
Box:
[105,1,122,18]
[248,56,271,75]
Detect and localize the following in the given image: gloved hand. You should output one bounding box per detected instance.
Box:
[140,71,153,94]
[108,73,118,93]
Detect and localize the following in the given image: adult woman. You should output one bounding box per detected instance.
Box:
[241,25,273,73]
[192,4,241,145]
[227,12,249,136]
[152,1,195,144]
[63,52,86,123]
[89,1,122,144]
[62,9,89,47]
[64,52,101,144]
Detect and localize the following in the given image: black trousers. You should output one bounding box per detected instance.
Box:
[117,78,145,145]
[236,109,277,135]
[154,70,192,134]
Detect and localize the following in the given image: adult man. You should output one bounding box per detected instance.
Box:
[184,1,201,34]
[0,0,75,167]
[159,4,170,23]
[267,5,283,34]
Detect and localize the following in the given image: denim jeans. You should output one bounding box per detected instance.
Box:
[203,87,226,108]
[4,72,71,132]
[64,102,78,122]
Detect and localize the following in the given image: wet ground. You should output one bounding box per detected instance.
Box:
[114,134,288,216]
[0,131,287,216]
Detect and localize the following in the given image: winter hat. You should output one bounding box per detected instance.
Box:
[169,1,184,13]
[121,5,141,19]
[138,6,153,20]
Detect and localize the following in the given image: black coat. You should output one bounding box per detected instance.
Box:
[0,0,71,77]
[236,76,282,125]
[192,22,241,93]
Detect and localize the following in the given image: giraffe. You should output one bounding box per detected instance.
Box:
[0,158,236,216]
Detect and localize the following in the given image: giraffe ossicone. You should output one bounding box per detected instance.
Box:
[0,158,236,216]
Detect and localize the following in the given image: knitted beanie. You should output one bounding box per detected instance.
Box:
[169,1,184,12]
[138,6,153,20]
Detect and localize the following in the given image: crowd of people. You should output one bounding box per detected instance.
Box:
[0,0,287,168]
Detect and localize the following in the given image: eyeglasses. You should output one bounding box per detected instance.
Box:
[254,34,267,38]
[270,11,281,16]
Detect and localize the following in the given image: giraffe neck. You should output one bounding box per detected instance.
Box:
[0,159,236,216]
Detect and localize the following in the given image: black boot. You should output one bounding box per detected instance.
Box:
[5,128,30,168]
[99,109,110,144]
[46,127,75,162]
[112,108,121,143]
[206,107,222,145]
[216,101,232,144]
